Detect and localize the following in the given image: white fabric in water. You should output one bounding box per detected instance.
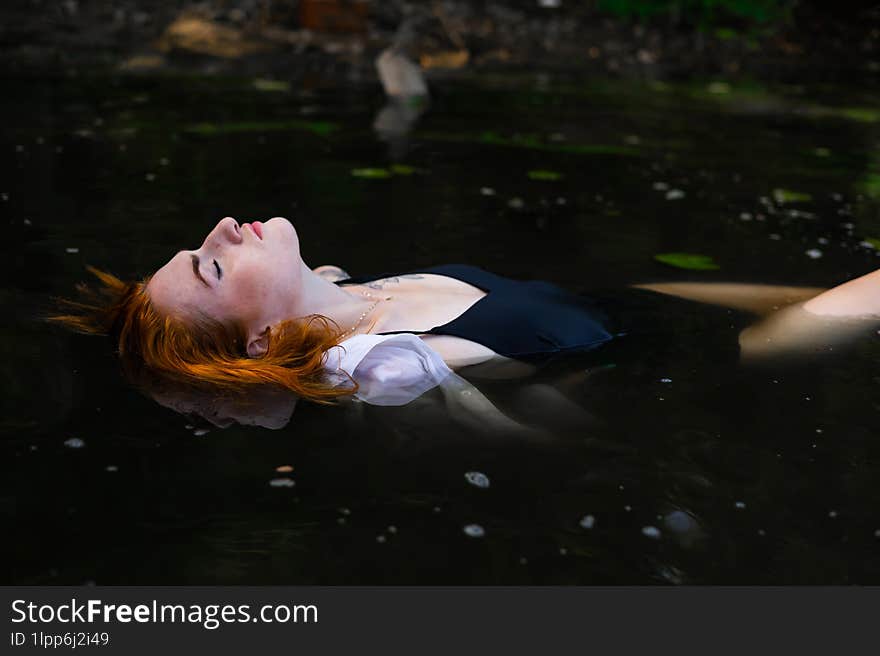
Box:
[324,334,452,406]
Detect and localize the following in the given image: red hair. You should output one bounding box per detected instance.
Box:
[49,266,356,403]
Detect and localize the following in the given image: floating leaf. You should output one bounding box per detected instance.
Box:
[772,188,812,204]
[253,78,291,92]
[186,120,338,136]
[351,168,392,179]
[654,252,720,270]
[527,169,563,181]
[390,164,415,175]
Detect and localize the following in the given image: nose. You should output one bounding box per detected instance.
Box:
[203,216,242,249]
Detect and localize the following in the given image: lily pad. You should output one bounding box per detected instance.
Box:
[528,169,563,181]
[772,188,812,204]
[390,164,416,175]
[351,168,392,179]
[654,253,720,270]
[253,78,291,92]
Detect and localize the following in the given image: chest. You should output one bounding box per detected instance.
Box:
[347,273,488,334]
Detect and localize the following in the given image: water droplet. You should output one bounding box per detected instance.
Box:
[465,471,490,489]
[269,478,295,488]
[579,514,596,529]
[641,526,661,539]
[64,437,85,449]
[463,524,485,538]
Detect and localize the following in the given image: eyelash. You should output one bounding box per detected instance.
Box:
[213,259,222,279]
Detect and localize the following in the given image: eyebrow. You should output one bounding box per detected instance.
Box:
[190,254,210,287]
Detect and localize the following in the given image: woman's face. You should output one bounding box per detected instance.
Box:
[147,217,302,349]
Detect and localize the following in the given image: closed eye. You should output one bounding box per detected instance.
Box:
[213,259,222,279]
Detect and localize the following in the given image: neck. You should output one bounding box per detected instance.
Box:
[292,261,378,334]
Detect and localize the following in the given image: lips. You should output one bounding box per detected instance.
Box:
[243,221,263,240]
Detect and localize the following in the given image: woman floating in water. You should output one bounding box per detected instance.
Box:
[51,216,880,425]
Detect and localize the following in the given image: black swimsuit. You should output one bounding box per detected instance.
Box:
[334,264,615,360]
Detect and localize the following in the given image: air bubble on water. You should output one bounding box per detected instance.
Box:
[579,515,596,529]
[463,524,485,538]
[652,182,669,191]
[160,158,170,166]
[387,526,397,534]
[817,237,829,245]
[805,248,823,259]
[641,526,661,539]
[23,219,31,225]
[480,187,495,196]
[665,189,685,200]
[660,377,672,383]
[338,507,351,516]
[65,247,79,254]
[105,465,118,472]
[193,428,209,436]
[337,517,346,525]
[559,547,568,555]
[508,197,524,209]
[519,557,528,565]
[624,505,632,512]
[433,506,441,513]
[828,510,838,518]
[145,173,156,182]
[735,501,746,509]
[739,212,752,221]
[769,233,781,240]
[268,478,295,488]
[376,535,386,543]
[64,437,85,449]
[465,471,490,488]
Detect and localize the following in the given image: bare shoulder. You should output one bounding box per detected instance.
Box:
[419,335,537,378]
[312,264,351,282]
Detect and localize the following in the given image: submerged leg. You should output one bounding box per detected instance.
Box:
[631,282,827,316]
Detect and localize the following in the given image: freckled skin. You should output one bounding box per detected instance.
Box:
[147,216,302,343]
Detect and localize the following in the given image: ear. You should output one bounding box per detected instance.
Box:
[246,326,271,358]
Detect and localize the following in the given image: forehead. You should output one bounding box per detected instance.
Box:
[146,251,203,316]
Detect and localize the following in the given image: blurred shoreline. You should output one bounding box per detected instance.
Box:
[0,1,877,84]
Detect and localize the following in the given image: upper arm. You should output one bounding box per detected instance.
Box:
[418,335,537,378]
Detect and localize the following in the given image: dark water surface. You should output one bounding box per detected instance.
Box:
[3,71,880,584]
